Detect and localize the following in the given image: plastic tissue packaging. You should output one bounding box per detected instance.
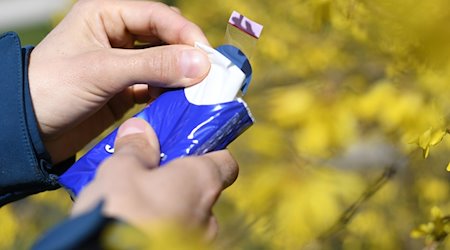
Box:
[59,43,255,197]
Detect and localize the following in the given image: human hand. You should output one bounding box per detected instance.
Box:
[71,118,239,238]
[29,0,211,163]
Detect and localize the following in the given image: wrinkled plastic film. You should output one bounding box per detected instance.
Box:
[225,11,263,62]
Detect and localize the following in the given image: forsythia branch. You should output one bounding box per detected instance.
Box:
[316,164,397,242]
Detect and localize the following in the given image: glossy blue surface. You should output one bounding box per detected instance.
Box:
[59,45,254,197]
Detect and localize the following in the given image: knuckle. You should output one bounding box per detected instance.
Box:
[170,6,181,14]
[74,0,100,12]
[203,185,221,206]
[177,157,222,189]
[212,151,239,187]
[150,1,169,10]
[195,159,223,191]
[153,49,177,84]
[224,153,239,183]
[179,22,200,39]
[132,47,183,85]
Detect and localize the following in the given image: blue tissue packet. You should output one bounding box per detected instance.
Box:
[59,44,254,197]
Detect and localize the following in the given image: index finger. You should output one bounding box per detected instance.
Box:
[202,150,239,189]
[168,150,239,191]
[117,1,209,46]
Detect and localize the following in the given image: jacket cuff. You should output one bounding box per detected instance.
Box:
[0,32,72,206]
[33,201,146,250]
[32,201,113,250]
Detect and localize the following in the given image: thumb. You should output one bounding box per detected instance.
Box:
[113,118,161,169]
[87,45,210,94]
[72,118,160,217]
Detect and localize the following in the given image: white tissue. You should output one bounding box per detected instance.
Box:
[184,43,246,105]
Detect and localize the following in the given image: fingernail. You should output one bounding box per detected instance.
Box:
[179,49,210,79]
[116,118,147,139]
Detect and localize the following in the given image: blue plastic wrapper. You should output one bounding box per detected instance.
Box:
[59,45,254,197]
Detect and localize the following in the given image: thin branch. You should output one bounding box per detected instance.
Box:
[317,164,397,241]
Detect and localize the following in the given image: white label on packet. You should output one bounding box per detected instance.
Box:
[104,144,114,154]
[184,43,246,105]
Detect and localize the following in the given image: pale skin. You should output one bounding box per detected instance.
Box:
[72,118,239,238]
[27,0,238,237]
[29,0,211,163]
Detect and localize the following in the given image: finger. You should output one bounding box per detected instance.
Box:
[113,117,161,170]
[167,150,239,203]
[203,150,239,189]
[116,1,209,46]
[170,6,181,14]
[85,45,210,94]
[204,215,219,241]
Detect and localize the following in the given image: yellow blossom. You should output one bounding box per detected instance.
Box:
[417,128,448,158]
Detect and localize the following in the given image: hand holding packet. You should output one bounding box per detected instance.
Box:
[59,43,255,197]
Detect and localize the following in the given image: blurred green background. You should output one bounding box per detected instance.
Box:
[1,0,449,249]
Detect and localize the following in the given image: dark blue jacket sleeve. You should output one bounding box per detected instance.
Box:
[33,202,112,250]
[0,32,137,249]
[33,201,144,250]
[0,32,72,206]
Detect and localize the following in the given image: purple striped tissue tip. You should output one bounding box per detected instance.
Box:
[228,11,263,39]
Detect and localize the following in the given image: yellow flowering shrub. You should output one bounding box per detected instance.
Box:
[1,0,449,249]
